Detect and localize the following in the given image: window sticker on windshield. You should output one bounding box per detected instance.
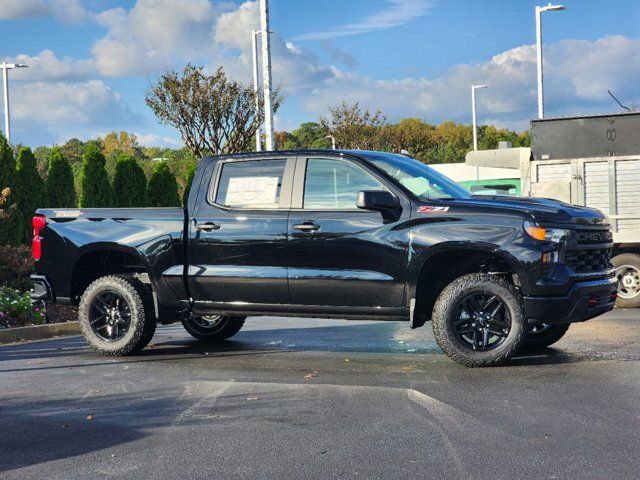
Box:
[417,206,449,214]
[225,176,279,207]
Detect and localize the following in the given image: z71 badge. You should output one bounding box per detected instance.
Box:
[417,206,449,214]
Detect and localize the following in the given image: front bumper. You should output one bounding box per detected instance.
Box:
[524,273,617,324]
[30,274,55,305]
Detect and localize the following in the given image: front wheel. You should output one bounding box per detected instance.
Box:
[182,315,246,342]
[432,273,526,367]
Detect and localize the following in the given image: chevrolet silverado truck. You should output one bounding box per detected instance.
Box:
[30,150,617,367]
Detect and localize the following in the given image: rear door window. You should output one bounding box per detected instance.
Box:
[214,159,287,209]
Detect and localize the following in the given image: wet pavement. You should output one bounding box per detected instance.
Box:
[1,309,639,479]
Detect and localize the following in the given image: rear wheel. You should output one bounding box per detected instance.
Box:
[612,253,640,308]
[182,315,246,341]
[78,275,156,356]
[432,273,526,367]
[522,323,570,349]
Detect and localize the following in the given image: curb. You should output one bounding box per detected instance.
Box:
[0,321,80,344]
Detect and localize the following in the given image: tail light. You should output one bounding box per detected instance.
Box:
[32,215,46,261]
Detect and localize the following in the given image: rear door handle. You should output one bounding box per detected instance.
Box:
[293,222,320,232]
[194,222,220,231]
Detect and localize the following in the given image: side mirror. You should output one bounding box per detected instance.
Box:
[357,190,400,216]
[357,190,399,210]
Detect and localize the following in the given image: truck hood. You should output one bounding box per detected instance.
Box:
[451,195,608,227]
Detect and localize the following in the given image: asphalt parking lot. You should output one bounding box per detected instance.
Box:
[1,309,639,480]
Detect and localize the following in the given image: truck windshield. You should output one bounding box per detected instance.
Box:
[364,152,472,200]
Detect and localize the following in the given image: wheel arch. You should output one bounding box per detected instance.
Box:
[70,244,152,304]
[408,243,523,328]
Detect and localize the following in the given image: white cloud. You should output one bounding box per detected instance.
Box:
[92,0,222,76]
[0,0,49,19]
[211,1,336,93]
[51,0,88,24]
[300,35,640,127]
[2,50,93,82]
[293,0,434,41]
[11,80,143,143]
[0,0,87,23]
[135,132,183,148]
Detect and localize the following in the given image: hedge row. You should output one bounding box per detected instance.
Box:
[0,133,191,246]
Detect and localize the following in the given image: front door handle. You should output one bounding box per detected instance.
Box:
[292,221,320,232]
[195,222,220,231]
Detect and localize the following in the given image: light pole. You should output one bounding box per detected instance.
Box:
[259,0,275,151]
[471,84,487,152]
[1,62,28,143]
[325,134,336,150]
[251,30,262,152]
[535,3,564,119]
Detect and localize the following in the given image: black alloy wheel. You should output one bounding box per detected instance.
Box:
[89,290,132,342]
[453,292,511,351]
[431,273,526,367]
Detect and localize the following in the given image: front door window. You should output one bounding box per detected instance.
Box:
[303,158,384,210]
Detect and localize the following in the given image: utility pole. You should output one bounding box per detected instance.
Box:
[471,84,487,152]
[251,30,262,152]
[259,0,275,151]
[535,3,565,119]
[325,135,336,150]
[1,62,28,143]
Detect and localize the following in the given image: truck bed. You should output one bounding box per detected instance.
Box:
[34,207,185,304]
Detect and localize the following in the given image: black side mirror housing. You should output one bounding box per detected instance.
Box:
[357,190,401,222]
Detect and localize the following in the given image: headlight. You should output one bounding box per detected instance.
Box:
[524,220,571,243]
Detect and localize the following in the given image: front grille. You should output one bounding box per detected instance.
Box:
[564,248,612,273]
[575,229,612,245]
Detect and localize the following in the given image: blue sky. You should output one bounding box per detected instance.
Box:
[1,0,639,147]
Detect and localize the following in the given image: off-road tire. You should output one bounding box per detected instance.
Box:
[79,275,156,356]
[612,253,640,308]
[523,323,570,349]
[432,273,526,367]
[182,315,246,342]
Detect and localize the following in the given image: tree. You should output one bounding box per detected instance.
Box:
[47,147,76,207]
[280,122,332,150]
[320,102,387,150]
[379,118,436,162]
[0,133,15,190]
[0,188,24,246]
[14,147,48,242]
[0,135,23,245]
[113,155,148,207]
[145,64,283,157]
[59,138,85,164]
[80,143,112,207]
[182,161,198,206]
[148,161,180,207]
[33,146,52,178]
[101,131,142,159]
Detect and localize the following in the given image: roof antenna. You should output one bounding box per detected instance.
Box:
[608,90,631,112]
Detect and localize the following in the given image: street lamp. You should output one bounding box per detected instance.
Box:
[1,62,28,144]
[535,3,565,119]
[471,84,487,152]
[251,30,262,152]
[325,134,336,150]
[259,0,275,151]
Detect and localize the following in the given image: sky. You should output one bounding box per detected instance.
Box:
[1,0,639,148]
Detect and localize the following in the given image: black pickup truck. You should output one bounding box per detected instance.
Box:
[30,150,617,366]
